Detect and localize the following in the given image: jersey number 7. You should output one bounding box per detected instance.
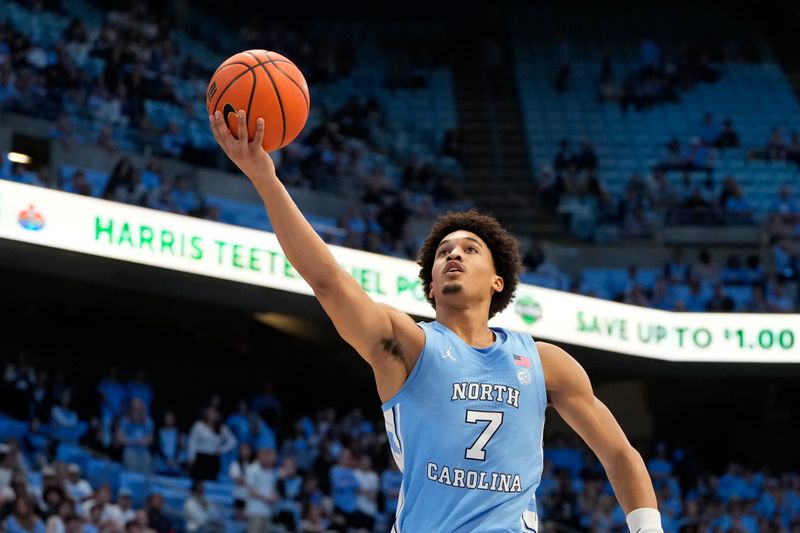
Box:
[464,410,503,461]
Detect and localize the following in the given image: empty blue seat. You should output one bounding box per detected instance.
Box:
[56,443,93,473]
[119,471,149,508]
[0,417,27,441]
[86,459,121,493]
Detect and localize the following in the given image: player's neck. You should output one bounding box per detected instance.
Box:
[436,306,494,349]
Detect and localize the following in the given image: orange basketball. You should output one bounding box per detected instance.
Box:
[206,50,310,152]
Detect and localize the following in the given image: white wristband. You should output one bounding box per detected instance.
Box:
[626,508,663,533]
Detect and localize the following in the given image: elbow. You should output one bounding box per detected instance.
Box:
[606,444,646,476]
[310,267,345,296]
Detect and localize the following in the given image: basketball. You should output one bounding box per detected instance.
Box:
[206,50,310,152]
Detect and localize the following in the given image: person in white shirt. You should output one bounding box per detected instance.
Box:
[244,448,278,533]
[183,480,223,533]
[187,407,237,481]
[117,488,136,524]
[65,464,93,502]
[353,454,379,522]
[228,442,253,521]
[81,485,124,531]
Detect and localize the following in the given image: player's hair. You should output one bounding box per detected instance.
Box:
[417,209,523,319]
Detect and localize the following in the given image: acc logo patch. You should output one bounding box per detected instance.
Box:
[516,367,532,386]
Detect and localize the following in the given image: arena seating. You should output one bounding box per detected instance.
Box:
[511,8,800,219]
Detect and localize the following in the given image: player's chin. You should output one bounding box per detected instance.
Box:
[441,282,464,295]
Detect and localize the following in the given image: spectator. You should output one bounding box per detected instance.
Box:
[353,454,378,528]
[65,170,91,196]
[128,509,158,533]
[786,130,800,166]
[690,249,720,285]
[169,176,201,215]
[770,185,799,216]
[554,37,571,92]
[649,169,679,210]
[553,139,573,171]
[31,168,55,189]
[48,115,82,148]
[698,113,721,146]
[155,411,184,476]
[298,503,331,533]
[4,497,45,533]
[714,119,740,149]
[126,370,153,412]
[766,128,786,160]
[766,281,794,312]
[682,137,714,175]
[750,128,786,161]
[573,139,598,171]
[2,353,37,418]
[103,158,136,201]
[655,137,684,172]
[664,247,690,283]
[160,121,187,158]
[183,480,223,533]
[274,457,303,531]
[706,285,735,312]
[82,485,124,532]
[722,182,753,224]
[684,281,709,312]
[145,493,173,533]
[244,448,278,533]
[50,390,86,442]
[228,442,253,520]
[746,285,768,312]
[65,464,93,502]
[187,407,237,481]
[117,397,154,473]
[330,448,372,530]
[45,500,74,533]
[117,488,136,524]
[97,368,126,423]
[96,126,118,153]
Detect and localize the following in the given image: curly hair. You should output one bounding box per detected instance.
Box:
[416,209,523,319]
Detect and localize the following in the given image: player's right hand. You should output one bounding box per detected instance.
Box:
[210,109,276,186]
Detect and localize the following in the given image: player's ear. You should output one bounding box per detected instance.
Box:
[428,282,434,299]
[492,275,504,293]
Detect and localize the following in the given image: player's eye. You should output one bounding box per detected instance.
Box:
[466,246,477,253]
[438,249,450,256]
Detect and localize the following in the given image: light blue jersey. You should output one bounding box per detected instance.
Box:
[383,321,547,533]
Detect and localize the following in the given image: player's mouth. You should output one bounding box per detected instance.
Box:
[444,261,465,275]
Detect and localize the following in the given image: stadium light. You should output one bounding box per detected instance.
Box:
[7,152,32,164]
[253,312,328,342]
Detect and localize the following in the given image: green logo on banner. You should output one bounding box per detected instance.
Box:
[515,295,542,325]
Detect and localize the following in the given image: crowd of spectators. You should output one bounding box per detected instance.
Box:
[3,355,800,533]
[0,0,471,261]
[617,247,796,312]
[537,109,800,240]
[593,38,758,112]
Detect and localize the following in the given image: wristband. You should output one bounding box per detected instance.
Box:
[626,508,663,533]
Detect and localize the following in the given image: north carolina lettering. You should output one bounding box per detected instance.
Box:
[427,462,522,493]
[451,382,520,409]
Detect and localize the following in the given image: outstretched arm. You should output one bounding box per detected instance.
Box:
[209,112,423,401]
[537,341,662,532]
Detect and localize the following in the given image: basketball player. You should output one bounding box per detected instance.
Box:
[210,111,662,533]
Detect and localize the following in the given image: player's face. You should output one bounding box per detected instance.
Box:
[429,230,503,308]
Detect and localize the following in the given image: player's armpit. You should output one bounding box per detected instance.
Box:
[314,271,424,400]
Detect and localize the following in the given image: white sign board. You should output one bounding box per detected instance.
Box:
[1,180,798,363]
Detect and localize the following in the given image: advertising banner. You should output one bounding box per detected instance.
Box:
[2,180,797,363]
